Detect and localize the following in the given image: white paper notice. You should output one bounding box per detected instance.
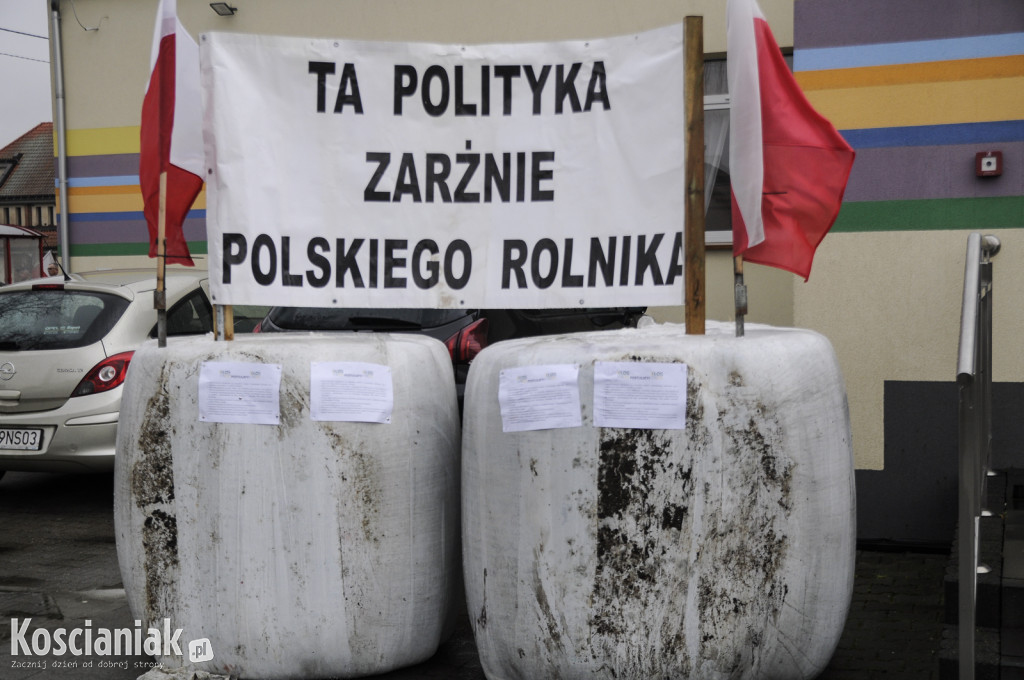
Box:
[593,361,687,429]
[199,361,282,425]
[310,361,393,423]
[498,364,581,432]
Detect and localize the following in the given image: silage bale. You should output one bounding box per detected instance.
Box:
[462,321,855,680]
[115,333,461,679]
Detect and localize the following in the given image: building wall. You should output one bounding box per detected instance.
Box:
[791,0,1023,542]
[0,205,55,229]
[53,0,792,268]
[52,0,1024,527]
[792,0,1024,467]
[54,0,796,320]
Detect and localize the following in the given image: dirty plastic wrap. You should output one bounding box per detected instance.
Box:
[461,321,855,680]
[114,333,461,679]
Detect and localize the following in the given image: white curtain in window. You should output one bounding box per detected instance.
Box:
[703,60,730,214]
[705,109,729,213]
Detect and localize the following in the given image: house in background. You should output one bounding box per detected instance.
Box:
[0,122,58,256]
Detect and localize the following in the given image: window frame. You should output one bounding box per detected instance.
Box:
[703,93,732,247]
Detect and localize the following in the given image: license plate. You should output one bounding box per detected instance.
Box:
[0,428,43,451]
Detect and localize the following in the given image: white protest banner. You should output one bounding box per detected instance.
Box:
[201,26,684,308]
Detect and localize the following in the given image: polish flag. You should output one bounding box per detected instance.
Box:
[727,0,855,280]
[140,0,204,266]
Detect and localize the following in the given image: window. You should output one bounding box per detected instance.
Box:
[0,159,16,189]
[702,55,794,247]
[155,289,214,337]
[9,238,40,282]
[704,59,732,246]
[0,290,130,351]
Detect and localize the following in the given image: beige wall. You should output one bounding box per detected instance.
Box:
[652,227,1024,472]
[795,229,1024,469]
[649,250,794,327]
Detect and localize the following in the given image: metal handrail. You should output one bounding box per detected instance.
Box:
[956,232,1000,680]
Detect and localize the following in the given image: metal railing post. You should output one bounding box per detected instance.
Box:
[956,233,1000,680]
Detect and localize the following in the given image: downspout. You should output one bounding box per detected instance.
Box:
[49,1,71,273]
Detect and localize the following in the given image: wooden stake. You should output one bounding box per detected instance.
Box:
[155,171,168,348]
[684,16,706,335]
[734,255,747,337]
[224,305,234,341]
[214,304,235,342]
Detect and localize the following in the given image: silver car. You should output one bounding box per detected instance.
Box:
[0,269,214,478]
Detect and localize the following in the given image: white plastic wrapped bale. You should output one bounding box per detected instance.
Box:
[114,333,461,679]
[462,321,855,680]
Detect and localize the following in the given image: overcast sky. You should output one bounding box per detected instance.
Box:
[0,0,53,149]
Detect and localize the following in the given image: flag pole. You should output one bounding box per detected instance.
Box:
[224,305,234,340]
[214,305,235,342]
[155,170,168,348]
[684,16,706,335]
[734,255,747,337]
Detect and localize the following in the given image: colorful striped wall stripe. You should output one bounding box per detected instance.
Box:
[795,33,1024,71]
[67,151,139,178]
[66,126,140,157]
[799,76,1023,131]
[63,127,207,257]
[67,185,207,213]
[71,242,210,258]
[834,197,1024,233]
[839,120,1024,149]
[796,55,1024,91]
[844,142,1023,203]
[68,176,139,188]
[796,0,1024,49]
[795,33,1024,132]
[793,3,1024,233]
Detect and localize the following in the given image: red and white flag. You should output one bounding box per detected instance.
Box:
[727,0,855,280]
[140,0,204,266]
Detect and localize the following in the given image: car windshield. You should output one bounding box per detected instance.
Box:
[267,307,470,331]
[0,289,130,351]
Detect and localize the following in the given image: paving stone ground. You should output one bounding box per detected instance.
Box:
[0,477,942,680]
[807,550,947,680]
[380,548,950,680]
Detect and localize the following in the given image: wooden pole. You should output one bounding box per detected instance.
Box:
[734,255,747,337]
[684,16,706,335]
[155,171,168,348]
[214,305,235,341]
[224,305,234,341]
